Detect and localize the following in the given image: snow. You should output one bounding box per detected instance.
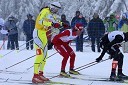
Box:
[0,41,128,85]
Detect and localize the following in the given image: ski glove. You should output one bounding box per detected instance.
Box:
[62,23,69,28]
[7,30,10,32]
[96,55,103,62]
[52,23,61,28]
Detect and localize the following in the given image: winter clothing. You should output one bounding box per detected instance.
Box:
[5,16,19,50]
[60,14,70,32]
[96,31,128,80]
[120,19,128,53]
[32,4,61,83]
[104,14,118,32]
[71,12,87,52]
[87,16,105,52]
[23,16,35,50]
[52,27,83,75]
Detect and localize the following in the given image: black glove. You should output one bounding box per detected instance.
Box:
[96,56,103,62]
[7,30,10,32]
[0,25,2,30]
[48,42,53,50]
[52,23,61,28]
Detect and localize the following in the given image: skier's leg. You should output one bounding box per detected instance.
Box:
[54,44,70,77]
[32,29,48,83]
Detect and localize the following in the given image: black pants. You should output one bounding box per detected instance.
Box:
[76,33,83,52]
[26,34,33,50]
[7,35,11,49]
[107,47,124,73]
[90,36,101,52]
[9,33,19,50]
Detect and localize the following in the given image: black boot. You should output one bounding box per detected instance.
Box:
[117,73,128,79]
[60,70,70,78]
[110,72,116,81]
[69,69,80,75]
[118,69,128,79]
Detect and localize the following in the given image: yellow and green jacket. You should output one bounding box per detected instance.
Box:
[35,7,59,31]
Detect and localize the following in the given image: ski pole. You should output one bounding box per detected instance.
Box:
[25,52,58,71]
[74,61,96,71]
[17,43,34,53]
[76,58,110,72]
[0,36,7,50]
[4,55,36,70]
[0,28,57,58]
[49,58,110,79]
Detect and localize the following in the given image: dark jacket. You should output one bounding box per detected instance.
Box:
[5,17,18,35]
[71,16,87,28]
[87,17,105,38]
[60,20,70,32]
[23,19,35,35]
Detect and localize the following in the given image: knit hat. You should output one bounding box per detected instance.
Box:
[75,23,83,31]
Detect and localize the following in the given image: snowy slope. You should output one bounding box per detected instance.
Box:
[0,41,128,85]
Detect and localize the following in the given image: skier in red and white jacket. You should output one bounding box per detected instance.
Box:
[52,23,83,77]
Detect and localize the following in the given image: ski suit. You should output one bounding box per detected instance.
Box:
[97,31,127,77]
[52,29,78,71]
[33,7,60,74]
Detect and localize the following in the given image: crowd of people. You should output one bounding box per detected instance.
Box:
[0,1,128,83]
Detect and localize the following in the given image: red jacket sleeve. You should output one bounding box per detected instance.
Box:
[52,30,70,44]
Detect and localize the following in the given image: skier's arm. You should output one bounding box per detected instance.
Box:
[96,35,123,62]
[55,30,70,39]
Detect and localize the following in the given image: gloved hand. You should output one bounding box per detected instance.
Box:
[7,30,10,32]
[0,25,2,30]
[62,23,69,28]
[48,42,53,50]
[96,56,103,62]
[52,23,61,28]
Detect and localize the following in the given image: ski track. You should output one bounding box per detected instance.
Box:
[0,41,128,85]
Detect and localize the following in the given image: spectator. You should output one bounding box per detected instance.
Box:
[118,13,128,30]
[87,13,105,52]
[0,18,7,49]
[5,16,19,50]
[119,13,128,53]
[60,14,70,32]
[71,11,87,52]
[23,14,35,50]
[104,14,118,32]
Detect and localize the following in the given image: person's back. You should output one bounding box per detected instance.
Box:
[96,31,128,81]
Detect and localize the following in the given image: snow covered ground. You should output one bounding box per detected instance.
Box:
[0,41,128,85]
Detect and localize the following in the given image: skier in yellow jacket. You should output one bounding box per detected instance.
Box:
[32,2,62,83]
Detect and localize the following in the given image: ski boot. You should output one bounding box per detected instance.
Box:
[60,71,70,78]
[69,69,80,75]
[117,73,128,80]
[32,74,44,83]
[39,71,49,81]
[110,74,123,81]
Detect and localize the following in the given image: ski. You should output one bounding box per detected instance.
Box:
[1,80,71,85]
[84,78,124,83]
[47,72,87,80]
[0,70,25,75]
[0,77,72,85]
